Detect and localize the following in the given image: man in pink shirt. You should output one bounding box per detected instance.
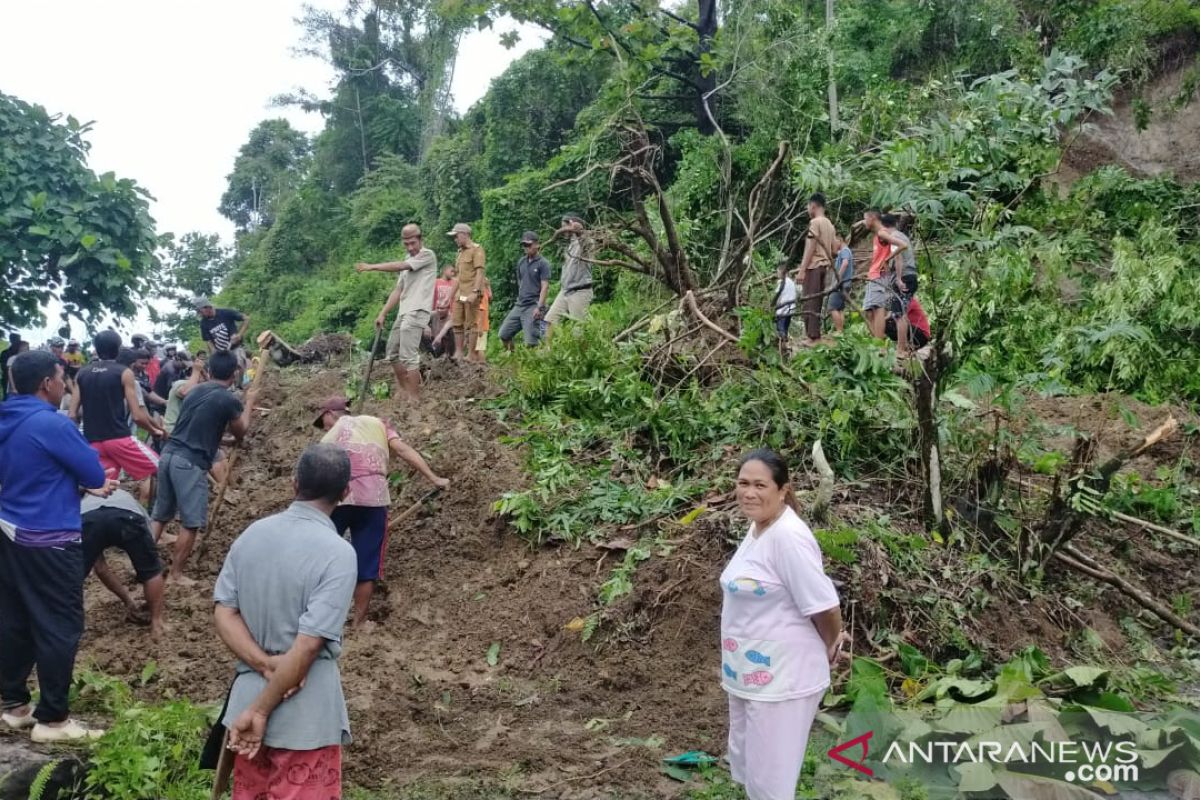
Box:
[314,397,449,628]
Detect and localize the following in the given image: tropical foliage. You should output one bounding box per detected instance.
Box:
[0,92,158,330]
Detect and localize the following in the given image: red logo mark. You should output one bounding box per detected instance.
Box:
[828,731,874,777]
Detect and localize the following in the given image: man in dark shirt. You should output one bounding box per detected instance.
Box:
[498,231,552,352]
[82,489,166,640]
[1,335,25,400]
[151,350,257,586]
[196,298,250,357]
[70,332,163,505]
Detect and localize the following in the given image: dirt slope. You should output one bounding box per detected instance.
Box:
[79,362,727,798]
[76,361,1199,797]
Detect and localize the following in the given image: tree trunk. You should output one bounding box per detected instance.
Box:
[693,0,718,135]
[826,0,839,134]
[914,357,947,534]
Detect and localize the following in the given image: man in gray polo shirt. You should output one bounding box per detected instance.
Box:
[545,213,594,338]
[357,223,437,400]
[499,230,551,351]
[215,444,357,798]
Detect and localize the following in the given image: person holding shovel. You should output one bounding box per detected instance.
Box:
[150,350,258,587]
[357,223,438,400]
[313,396,449,629]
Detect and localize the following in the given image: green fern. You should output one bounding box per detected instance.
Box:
[28,759,60,800]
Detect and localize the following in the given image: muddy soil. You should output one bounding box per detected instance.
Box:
[79,362,725,798]
[76,363,1198,797]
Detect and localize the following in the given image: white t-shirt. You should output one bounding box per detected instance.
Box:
[774,277,797,318]
[719,506,839,700]
[394,247,438,318]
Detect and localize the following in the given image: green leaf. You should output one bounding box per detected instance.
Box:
[26,225,51,236]
[1072,691,1135,712]
[955,761,998,793]
[898,643,930,678]
[660,764,693,782]
[486,641,501,667]
[1044,666,1109,691]
[139,661,158,686]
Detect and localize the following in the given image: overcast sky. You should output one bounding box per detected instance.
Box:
[0,0,543,342]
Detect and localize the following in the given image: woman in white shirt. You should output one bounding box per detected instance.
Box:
[720,448,848,800]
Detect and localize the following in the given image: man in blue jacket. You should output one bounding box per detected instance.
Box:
[0,350,116,743]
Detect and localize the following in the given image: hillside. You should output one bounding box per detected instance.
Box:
[73,360,1199,798]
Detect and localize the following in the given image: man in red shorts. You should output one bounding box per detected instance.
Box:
[215,444,358,800]
[313,396,449,628]
[70,330,164,504]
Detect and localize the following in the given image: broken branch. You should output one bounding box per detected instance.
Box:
[1054,546,1200,638]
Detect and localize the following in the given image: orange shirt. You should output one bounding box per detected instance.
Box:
[477,286,491,332]
[868,236,891,281]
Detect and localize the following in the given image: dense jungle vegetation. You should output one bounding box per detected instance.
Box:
[4,1,1200,798]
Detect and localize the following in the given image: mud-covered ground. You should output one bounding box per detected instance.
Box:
[79,362,728,798]
[76,361,1198,797]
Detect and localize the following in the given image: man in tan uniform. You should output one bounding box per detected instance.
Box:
[794,192,837,346]
[447,223,486,362]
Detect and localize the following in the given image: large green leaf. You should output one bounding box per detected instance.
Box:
[995,772,1108,800]
[1043,667,1110,692]
[1168,769,1200,800]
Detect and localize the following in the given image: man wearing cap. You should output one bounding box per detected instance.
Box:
[47,338,72,403]
[499,232,551,351]
[196,299,251,361]
[446,223,486,362]
[313,396,449,628]
[64,340,85,379]
[357,223,438,400]
[545,214,594,337]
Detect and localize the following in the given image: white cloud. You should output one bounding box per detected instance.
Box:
[0,0,543,344]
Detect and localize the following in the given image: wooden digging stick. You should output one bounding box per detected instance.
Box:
[197,354,271,563]
[355,326,385,415]
[387,487,444,531]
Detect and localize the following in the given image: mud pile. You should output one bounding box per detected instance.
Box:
[80,362,727,797]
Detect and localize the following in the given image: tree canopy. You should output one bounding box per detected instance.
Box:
[0,92,158,330]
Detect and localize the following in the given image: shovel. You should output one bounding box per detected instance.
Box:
[354,326,385,415]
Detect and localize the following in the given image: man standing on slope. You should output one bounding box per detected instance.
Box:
[447,222,486,362]
[216,444,358,799]
[314,396,449,628]
[880,213,917,356]
[794,192,838,347]
[357,223,438,400]
[71,330,163,504]
[545,213,593,339]
[151,350,258,586]
[197,299,251,365]
[499,231,551,352]
[0,350,116,742]
[861,208,909,341]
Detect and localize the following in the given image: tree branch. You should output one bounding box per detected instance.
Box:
[683,291,738,344]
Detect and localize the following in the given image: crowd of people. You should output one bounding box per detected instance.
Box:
[0,200,917,798]
[778,193,931,356]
